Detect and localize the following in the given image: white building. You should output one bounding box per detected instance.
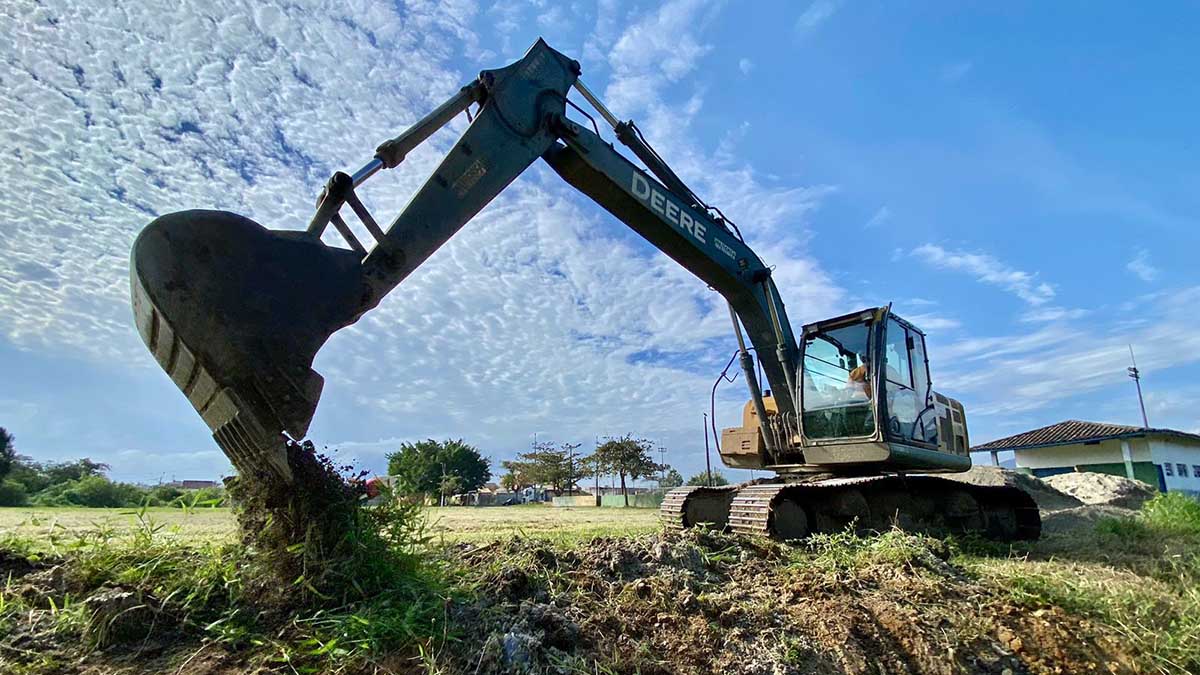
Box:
[973,420,1200,495]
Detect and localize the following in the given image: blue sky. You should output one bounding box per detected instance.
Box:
[2,0,1197,484]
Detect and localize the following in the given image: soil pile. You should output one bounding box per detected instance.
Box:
[445,529,1137,675]
[1039,504,1138,536]
[226,438,364,603]
[1044,472,1157,510]
[943,466,1083,512]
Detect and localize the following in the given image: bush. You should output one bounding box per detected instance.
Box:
[1140,492,1200,536]
[148,485,185,506]
[189,486,227,506]
[31,476,148,508]
[0,479,28,506]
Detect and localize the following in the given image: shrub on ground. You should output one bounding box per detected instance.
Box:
[0,479,28,506]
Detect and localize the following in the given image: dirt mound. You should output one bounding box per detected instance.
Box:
[1044,472,1157,510]
[1040,504,1137,536]
[444,529,1137,675]
[226,439,364,604]
[944,466,1084,512]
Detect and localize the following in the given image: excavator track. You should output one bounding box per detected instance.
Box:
[676,475,1040,541]
[660,485,738,530]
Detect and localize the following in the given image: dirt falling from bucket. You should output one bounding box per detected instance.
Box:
[225,439,366,606]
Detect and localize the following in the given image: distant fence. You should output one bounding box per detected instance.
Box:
[552,494,600,508]
[600,491,666,508]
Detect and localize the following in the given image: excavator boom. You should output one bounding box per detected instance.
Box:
[131,39,796,482]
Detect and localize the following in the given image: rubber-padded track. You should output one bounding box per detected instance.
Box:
[660,486,737,530]
[715,475,1039,541]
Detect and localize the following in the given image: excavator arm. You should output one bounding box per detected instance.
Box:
[130,39,799,482]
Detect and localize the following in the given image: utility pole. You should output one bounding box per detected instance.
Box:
[593,436,600,498]
[1127,345,1150,428]
[658,441,667,484]
[439,461,447,507]
[703,412,713,487]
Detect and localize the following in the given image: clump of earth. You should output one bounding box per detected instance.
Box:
[944,465,1084,511]
[225,438,365,604]
[446,528,1137,675]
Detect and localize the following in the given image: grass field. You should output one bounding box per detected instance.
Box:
[0,503,662,549]
[3,495,1200,672]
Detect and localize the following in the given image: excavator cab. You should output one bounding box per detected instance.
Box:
[720,307,970,474]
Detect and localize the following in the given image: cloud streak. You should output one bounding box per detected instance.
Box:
[911,244,1055,306]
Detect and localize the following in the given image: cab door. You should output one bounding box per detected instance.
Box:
[879,315,938,446]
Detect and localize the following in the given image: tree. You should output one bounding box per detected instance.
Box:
[386,439,490,499]
[686,471,729,487]
[0,428,14,480]
[499,461,532,493]
[659,468,684,489]
[504,441,591,495]
[43,458,109,485]
[438,474,462,507]
[592,435,662,506]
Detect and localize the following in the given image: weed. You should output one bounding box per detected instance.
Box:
[1140,492,1200,536]
[793,526,940,586]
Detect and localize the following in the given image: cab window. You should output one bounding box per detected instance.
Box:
[801,320,876,439]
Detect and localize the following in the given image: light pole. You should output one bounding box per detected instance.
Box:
[1127,345,1149,428]
[703,412,713,487]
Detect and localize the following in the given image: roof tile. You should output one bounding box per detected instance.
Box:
[972,419,1200,451]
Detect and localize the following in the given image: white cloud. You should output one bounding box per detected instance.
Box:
[1019,306,1090,323]
[911,244,1055,306]
[864,205,891,229]
[931,287,1200,423]
[738,57,754,75]
[1126,248,1160,282]
[903,313,960,332]
[795,0,840,37]
[1,0,848,482]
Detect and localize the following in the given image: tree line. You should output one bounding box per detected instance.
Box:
[385,435,729,506]
[0,428,225,508]
[0,426,731,509]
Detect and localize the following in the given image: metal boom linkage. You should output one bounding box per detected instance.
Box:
[309,39,800,455]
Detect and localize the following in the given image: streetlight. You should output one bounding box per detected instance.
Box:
[703,412,713,487]
[1127,345,1149,428]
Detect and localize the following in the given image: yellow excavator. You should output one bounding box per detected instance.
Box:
[130,40,1039,540]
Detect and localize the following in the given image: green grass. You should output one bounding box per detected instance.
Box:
[0,503,661,551]
[960,492,1200,674]
[423,503,660,544]
[0,506,236,549]
[6,495,1198,672]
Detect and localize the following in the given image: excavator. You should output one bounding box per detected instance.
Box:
[129,40,1040,541]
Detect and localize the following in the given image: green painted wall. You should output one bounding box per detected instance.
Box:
[1075,461,1160,487]
[1029,461,1160,489]
[600,492,665,508]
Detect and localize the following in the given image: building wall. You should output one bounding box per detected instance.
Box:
[1149,438,1200,495]
[1013,438,1151,469]
[1013,435,1200,494]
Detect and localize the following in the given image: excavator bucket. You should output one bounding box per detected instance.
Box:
[130,210,366,483]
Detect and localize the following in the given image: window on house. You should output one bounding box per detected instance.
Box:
[1178,463,1189,477]
[1165,463,1174,476]
[1193,465,1200,478]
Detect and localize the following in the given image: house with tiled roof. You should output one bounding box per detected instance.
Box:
[973,420,1200,494]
